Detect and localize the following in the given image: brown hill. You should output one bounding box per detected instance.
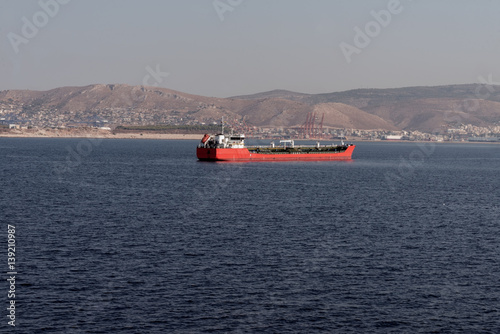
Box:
[0,84,250,125]
[1,84,242,114]
[2,83,500,131]
[313,103,397,130]
[234,84,500,131]
[236,98,312,127]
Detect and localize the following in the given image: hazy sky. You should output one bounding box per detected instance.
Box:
[1,0,499,97]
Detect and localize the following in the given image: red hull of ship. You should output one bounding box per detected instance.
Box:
[197,145,355,161]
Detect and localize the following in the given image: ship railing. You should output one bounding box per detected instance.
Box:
[246,144,346,148]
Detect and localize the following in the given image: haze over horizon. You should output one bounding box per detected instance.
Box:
[1,0,500,98]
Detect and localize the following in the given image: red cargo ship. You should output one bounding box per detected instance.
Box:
[196,133,355,161]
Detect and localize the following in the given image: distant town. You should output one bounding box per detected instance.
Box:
[1,106,499,142]
[1,86,500,142]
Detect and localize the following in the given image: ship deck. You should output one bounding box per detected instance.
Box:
[246,145,348,154]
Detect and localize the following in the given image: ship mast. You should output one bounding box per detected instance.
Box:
[221,116,224,134]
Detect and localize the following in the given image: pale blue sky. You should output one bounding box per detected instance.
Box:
[1,0,499,97]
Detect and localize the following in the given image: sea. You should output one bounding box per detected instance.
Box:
[1,138,499,333]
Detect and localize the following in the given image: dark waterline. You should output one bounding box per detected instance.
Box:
[1,138,499,333]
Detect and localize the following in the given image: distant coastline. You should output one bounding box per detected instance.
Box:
[3,83,500,141]
[1,128,498,144]
[0,128,202,140]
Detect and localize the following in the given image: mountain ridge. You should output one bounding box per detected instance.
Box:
[2,83,500,132]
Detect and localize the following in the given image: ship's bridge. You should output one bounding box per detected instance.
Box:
[227,134,245,148]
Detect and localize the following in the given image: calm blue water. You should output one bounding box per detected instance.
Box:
[1,138,499,333]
